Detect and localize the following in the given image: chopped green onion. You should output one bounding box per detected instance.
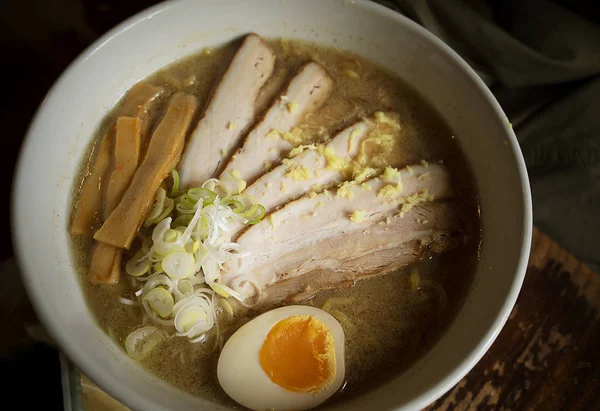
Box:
[173,226,187,235]
[144,188,167,225]
[144,287,174,318]
[173,214,193,227]
[212,283,231,298]
[123,176,272,346]
[162,251,195,279]
[126,249,151,277]
[184,241,200,254]
[176,280,194,298]
[245,204,266,224]
[170,169,181,197]
[164,229,178,242]
[178,194,196,209]
[175,202,196,215]
[188,188,217,206]
[240,203,258,218]
[155,198,174,222]
[145,197,175,227]
[208,282,243,301]
[221,198,244,213]
[149,252,163,263]
[153,261,164,274]
[231,194,259,217]
[175,304,209,333]
[125,326,163,360]
[141,235,152,254]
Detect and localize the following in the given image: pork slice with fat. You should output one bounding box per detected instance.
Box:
[179,34,275,188]
[253,203,463,307]
[242,120,370,215]
[219,61,333,185]
[224,163,452,293]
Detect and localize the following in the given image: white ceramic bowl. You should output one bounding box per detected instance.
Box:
[13,0,532,409]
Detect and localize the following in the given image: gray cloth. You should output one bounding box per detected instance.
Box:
[378,0,600,272]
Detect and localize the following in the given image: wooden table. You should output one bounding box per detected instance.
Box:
[4,228,599,409]
[428,228,600,410]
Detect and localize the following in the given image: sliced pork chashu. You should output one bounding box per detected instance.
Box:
[179,34,275,188]
[226,112,403,237]
[243,120,371,215]
[252,203,463,308]
[224,163,452,292]
[220,61,333,185]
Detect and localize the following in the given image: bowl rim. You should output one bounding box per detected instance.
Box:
[12,0,532,409]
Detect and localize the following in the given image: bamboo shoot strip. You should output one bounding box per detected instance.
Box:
[94,93,198,249]
[70,130,113,235]
[104,117,142,218]
[88,117,142,284]
[70,83,165,235]
[119,83,166,141]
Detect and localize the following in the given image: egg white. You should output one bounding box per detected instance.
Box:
[217,305,346,411]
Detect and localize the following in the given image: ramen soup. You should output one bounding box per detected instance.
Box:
[69,34,481,410]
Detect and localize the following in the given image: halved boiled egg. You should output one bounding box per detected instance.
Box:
[217,305,345,411]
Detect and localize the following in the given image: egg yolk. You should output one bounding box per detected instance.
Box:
[259,315,336,393]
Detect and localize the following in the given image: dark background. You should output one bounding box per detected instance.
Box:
[2,0,599,409]
[1,2,163,408]
[1,0,160,261]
